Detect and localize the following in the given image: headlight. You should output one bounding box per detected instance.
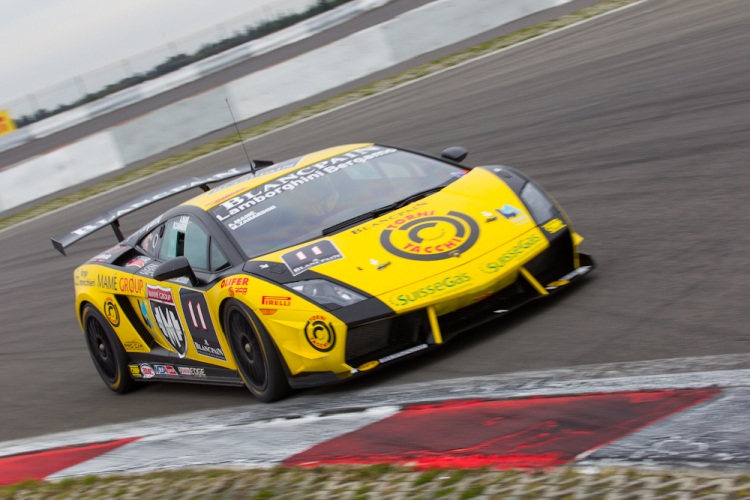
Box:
[520,182,557,223]
[286,279,366,307]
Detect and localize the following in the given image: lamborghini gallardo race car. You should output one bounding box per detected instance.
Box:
[53,144,593,402]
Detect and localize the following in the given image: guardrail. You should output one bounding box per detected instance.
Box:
[0,0,571,215]
[0,0,391,156]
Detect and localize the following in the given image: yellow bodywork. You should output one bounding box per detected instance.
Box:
[75,144,582,381]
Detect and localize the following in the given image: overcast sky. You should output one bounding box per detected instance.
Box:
[0,0,316,112]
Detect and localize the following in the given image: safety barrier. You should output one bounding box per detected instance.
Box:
[0,0,570,214]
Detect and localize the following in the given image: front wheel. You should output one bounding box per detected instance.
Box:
[224,300,291,402]
[82,304,135,393]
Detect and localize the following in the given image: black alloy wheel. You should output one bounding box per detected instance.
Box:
[229,310,267,388]
[82,305,135,393]
[224,300,290,402]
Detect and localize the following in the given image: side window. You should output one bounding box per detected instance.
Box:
[159,216,209,271]
[210,239,230,272]
[138,225,163,256]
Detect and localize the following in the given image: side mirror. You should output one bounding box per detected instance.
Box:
[153,256,197,286]
[440,146,468,163]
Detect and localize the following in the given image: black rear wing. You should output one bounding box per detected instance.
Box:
[51,163,271,256]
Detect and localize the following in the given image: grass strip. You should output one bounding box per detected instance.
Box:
[2,466,750,500]
[0,0,642,234]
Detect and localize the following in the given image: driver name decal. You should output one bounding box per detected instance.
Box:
[380,210,480,261]
[147,284,188,358]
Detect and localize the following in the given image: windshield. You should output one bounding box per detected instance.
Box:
[209,146,465,258]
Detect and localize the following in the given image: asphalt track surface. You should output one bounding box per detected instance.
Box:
[1,0,749,442]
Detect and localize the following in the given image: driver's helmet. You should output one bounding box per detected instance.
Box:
[298,175,340,217]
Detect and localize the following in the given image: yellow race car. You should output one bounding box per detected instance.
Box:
[52,144,593,401]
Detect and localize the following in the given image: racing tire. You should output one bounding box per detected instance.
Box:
[224,299,291,402]
[82,304,136,394]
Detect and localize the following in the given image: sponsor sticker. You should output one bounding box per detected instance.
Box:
[133,215,162,238]
[479,234,545,274]
[304,315,336,352]
[221,277,249,288]
[542,218,566,234]
[129,365,142,377]
[173,215,190,232]
[76,276,96,287]
[178,367,206,377]
[138,263,159,278]
[140,364,155,378]
[227,205,277,231]
[97,274,118,291]
[281,239,344,276]
[497,205,532,226]
[126,256,152,269]
[155,365,178,376]
[262,296,291,307]
[118,276,144,295]
[389,273,472,307]
[210,146,396,224]
[103,298,120,327]
[380,210,480,261]
[89,245,126,263]
[124,341,148,352]
[179,288,226,361]
[147,284,188,357]
[138,300,154,329]
[358,360,379,371]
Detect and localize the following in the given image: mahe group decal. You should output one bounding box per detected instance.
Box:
[380,210,480,261]
[146,285,188,357]
[179,289,226,361]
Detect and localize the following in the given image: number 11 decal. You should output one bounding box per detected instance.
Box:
[179,289,226,361]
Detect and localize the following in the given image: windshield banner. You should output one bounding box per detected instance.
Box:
[210,146,396,227]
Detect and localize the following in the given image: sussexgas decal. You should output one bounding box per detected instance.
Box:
[480,234,545,274]
[389,273,472,307]
[380,210,480,261]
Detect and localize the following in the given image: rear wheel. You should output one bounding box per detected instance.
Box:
[82,304,135,393]
[224,300,290,402]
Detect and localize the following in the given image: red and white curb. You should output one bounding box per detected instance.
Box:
[3,354,750,485]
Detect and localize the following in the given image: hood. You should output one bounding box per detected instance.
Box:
[256,168,539,297]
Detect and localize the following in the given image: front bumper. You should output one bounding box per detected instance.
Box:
[287,231,594,390]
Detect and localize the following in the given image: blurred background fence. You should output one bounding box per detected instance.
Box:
[0,0,351,128]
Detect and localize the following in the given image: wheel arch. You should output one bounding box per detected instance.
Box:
[218,297,292,379]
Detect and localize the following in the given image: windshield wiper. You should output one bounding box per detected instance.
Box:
[321,186,446,236]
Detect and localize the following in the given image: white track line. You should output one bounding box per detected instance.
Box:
[0,0,651,236]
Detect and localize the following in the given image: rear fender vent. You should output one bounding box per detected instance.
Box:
[115,295,157,348]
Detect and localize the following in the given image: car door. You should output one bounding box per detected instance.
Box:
[139,214,232,366]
